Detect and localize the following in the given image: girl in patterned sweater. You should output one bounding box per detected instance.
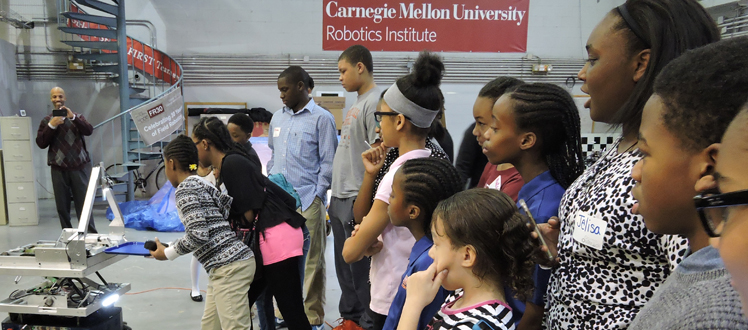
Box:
[148,135,255,330]
[399,189,538,330]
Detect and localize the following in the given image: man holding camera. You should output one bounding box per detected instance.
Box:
[36,86,96,233]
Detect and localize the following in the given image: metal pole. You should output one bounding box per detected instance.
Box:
[116,0,133,201]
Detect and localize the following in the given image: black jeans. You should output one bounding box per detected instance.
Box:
[365,308,387,330]
[51,164,96,233]
[248,256,310,330]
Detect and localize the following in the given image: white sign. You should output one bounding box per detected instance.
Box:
[130,86,184,146]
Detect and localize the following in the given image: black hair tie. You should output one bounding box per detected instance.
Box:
[616,4,651,49]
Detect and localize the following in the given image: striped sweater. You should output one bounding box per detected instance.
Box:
[427,289,515,330]
[169,176,252,272]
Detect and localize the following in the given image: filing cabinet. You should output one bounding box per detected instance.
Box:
[0,152,6,225]
[0,117,38,226]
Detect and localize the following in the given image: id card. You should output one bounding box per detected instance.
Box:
[487,175,502,190]
[273,127,281,137]
[572,211,607,250]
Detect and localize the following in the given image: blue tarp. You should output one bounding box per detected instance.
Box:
[106,181,184,232]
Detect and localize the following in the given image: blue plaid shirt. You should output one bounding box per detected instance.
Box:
[268,99,338,211]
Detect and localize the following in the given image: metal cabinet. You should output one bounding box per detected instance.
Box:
[0,117,38,226]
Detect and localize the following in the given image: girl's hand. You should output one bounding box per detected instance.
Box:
[530,217,560,266]
[361,144,387,175]
[364,240,384,256]
[351,224,383,256]
[197,165,212,177]
[403,263,448,310]
[149,237,168,261]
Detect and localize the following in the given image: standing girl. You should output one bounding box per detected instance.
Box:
[398,189,538,330]
[383,158,464,330]
[189,112,261,303]
[482,83,585,329]
[342,50,445,329]
[191,117,311,330]
[471,77,525,199]
[149,135,255,330]
[539,0,720,328]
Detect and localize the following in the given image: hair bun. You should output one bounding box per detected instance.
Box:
[411,51,444,87]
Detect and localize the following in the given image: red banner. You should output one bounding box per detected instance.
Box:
[323,0,529,52]
[67,2,181,84]
[68,3,115,50]
[126,38,181,84]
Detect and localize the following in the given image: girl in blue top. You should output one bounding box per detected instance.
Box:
[382,158,464,330]
[481,83,585,329]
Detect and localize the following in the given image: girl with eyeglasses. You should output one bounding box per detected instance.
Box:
[341,50,445,330]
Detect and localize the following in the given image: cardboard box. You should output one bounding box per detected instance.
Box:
[314,96,346,110]
[328,108,343,130]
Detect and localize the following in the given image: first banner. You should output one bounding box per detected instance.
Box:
[323,0,529,52]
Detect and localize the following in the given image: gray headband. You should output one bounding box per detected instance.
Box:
[383,82,437,128]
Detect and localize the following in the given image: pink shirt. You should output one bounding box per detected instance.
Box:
[258,222,303,266]
[219,180,303,266]
[370,148,431,315]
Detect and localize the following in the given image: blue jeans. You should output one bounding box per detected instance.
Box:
[257,224,310,330]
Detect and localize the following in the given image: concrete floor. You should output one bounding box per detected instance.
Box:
[0,199,343,329]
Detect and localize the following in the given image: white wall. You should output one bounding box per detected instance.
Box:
[0,39,20,118]
[2,0,626,198]
[160,0,623,149]
[126,0,169,50]
[151,0,624,58]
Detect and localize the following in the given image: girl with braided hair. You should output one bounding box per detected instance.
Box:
[189,113,261,303]
[343,50,445,329]
[148,135,255,330]
[482,82,584,329]
[191,117,311,330]
[382,158,464,330]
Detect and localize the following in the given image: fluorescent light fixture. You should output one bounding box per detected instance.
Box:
[102,294,119,307]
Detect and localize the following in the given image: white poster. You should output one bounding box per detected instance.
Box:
[130,86,184,146]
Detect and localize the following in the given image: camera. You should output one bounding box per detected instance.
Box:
[52,109,67,117]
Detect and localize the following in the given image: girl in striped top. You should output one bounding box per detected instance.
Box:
[397,189,538,330]
[148,135,254,330]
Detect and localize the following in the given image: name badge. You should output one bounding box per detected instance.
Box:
[273,127,281,137]
[487,175,502,191]
[572,211,607,250]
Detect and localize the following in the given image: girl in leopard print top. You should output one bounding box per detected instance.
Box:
[543,1,720,329]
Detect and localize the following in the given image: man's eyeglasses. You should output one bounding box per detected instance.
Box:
[694,189,748,237]
[374,111,410,122]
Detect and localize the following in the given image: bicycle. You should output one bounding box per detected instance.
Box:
[105,159,167,193]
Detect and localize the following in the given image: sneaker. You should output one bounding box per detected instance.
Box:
[312,324,326,330]
[331,319,364,330]
[275,317,287,329]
